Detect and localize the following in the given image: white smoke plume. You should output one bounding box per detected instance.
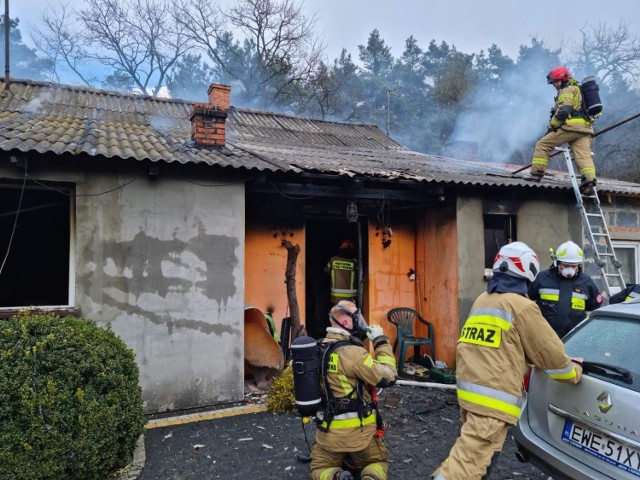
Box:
[450,66,554,164]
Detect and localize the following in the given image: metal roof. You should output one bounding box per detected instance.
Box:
[2,78,639,196]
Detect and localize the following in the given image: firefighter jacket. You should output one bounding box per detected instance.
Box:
[549,79,594,134]
[315,327,397,452]
[456,288,582,426]
[325,255,357,302]
[610,283,640,304]
[528,267,602,338]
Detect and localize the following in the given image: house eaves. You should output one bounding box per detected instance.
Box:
[2,78,640,197]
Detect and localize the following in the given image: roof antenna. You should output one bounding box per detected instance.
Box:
[385,87,399,135]
[3,0,9,92]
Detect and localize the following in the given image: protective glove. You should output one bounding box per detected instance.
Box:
[366,325,384,341]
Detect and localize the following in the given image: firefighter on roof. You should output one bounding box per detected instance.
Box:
[325,239,358,304]
[310,301,397,480]
[432,242,582,480]
[528,241,603,338]
[529,66,597,195]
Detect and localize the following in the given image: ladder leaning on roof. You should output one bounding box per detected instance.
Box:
[557,146,626,296]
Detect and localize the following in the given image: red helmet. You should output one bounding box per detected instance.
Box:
[339,239,354,251]
[546,66,571,84]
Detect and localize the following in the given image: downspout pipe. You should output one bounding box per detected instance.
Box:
[4,0,9,92]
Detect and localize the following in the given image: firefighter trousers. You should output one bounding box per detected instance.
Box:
[531,129,595,181]
[431,409,509,480]
[310,435,388,480]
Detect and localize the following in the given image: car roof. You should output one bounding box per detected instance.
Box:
[591,299,640,320]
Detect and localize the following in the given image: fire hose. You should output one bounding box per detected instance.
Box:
[511,111,640,175]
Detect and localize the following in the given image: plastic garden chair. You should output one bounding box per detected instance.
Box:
[386,307,436,374]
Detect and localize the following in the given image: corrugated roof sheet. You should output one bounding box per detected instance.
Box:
[1,78,639,196]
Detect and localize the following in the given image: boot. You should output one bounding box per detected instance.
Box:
[524,172,544,182]
[580,177,597,195]
[335,471,354,480]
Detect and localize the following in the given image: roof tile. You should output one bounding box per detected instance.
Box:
[1,78,639,196]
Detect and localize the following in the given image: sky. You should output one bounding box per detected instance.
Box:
[11,0,640,64]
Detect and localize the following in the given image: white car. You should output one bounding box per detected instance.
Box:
[515,300,640,479]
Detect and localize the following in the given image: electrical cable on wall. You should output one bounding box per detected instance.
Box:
[0,171,27,278]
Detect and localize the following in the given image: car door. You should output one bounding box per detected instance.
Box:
[526,304,640,479]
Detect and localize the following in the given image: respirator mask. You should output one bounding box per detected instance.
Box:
[332,306,368,340]
[559,264,579,279]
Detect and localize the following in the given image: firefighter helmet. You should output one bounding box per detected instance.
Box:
[339,239,354,251]
[554,241,584,265]
[493,241,540,283]
[547,66,571,84]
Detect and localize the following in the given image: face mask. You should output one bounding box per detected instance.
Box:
[560,266,578,279]
[334,307,368,340]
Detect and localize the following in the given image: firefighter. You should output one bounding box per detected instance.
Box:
[310,301,397,480]
[609,283,640,303]
[432,241,582,480]
[528,240,603,337]
[325,239,358,304]
[529,66,597,195]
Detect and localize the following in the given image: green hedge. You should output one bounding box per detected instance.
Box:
[0,313,146,480]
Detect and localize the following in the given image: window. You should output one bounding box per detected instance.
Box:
[564,313,640,393]
[608,241,639,294]
[0,181,74,309]
[483,214,517,268]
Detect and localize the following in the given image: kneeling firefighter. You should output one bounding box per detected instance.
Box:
[291,300,397,480]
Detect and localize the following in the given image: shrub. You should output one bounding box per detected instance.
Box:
[266,365,296,414]
[0,313,146,480]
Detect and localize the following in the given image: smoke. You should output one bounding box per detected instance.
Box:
[22,92,54,114]
[450,65,553,164]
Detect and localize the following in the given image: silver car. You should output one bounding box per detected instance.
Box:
[515,300,640,480]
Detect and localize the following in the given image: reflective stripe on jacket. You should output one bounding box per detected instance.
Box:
[528,268,602,337]
[315,329,397,451]
[327,256,357,298]
[456,292,581,425]
[549,81,594,133]
[609,284,640,304]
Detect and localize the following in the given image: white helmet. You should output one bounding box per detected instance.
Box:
[492,241,540,283]
[555,241,584,265]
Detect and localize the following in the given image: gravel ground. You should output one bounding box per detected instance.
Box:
[139,384,549,479]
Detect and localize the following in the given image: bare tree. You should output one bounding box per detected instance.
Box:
[34,0,191,94]
[178,0,324,106]
[80,0,191,95]
[32,4,95,86]
[573,21,640,87]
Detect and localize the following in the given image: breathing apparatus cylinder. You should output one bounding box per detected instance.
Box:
[581,77,603,116]
[291,336,322,418]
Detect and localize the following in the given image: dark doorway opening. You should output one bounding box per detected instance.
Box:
[305,218,367,339]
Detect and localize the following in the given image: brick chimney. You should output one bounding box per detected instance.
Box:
[190,83,231,147]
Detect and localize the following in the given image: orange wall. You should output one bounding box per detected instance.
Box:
[416,205,459,367]
[366,218,417,348]
[245,223,305,335]
[244,205,459,368]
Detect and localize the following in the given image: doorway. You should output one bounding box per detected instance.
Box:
[305,218,367,339]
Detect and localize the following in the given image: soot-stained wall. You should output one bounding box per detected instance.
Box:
[74,167,245,413]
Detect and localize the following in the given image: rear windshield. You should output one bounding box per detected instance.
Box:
[564,314,640,392]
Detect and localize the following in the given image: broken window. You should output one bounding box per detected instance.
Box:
[0,181,73,308]
[483,214,517,269]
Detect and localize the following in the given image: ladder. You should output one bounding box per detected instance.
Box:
[558,146,626,296]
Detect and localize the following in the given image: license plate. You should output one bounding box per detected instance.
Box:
[562,420,640,477]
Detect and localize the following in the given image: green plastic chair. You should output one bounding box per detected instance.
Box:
[387,307,436,374]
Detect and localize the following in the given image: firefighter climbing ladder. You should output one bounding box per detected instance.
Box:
[558,146,626,296]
